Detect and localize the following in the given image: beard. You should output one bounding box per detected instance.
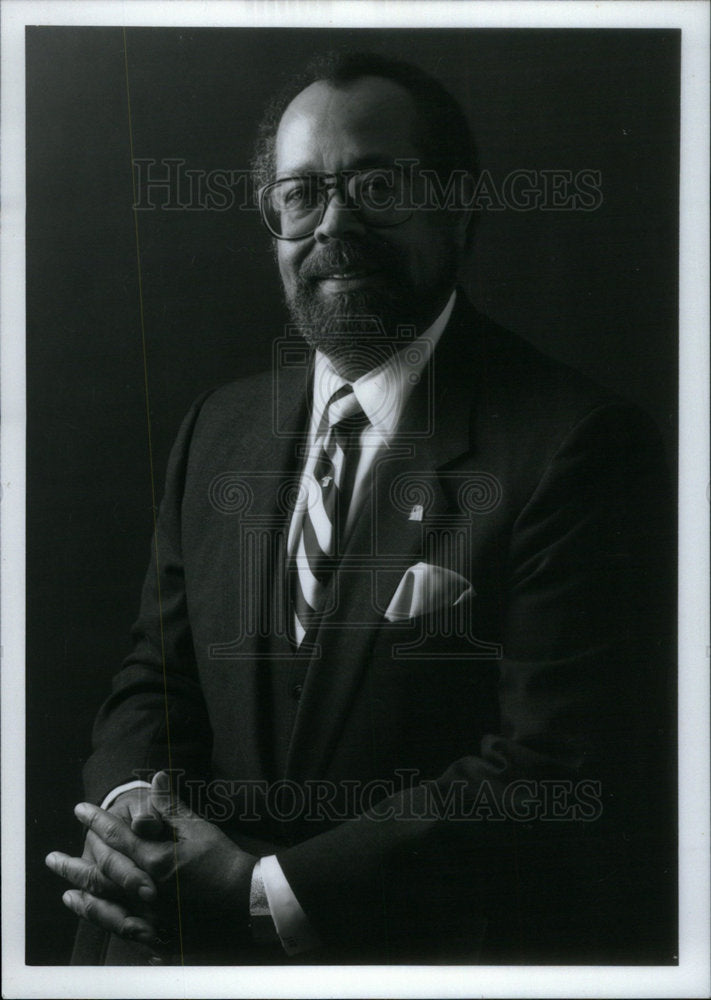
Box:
[282,236,458,376]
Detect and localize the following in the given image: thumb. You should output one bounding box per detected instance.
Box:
[131,809,165,840]
[149,770,193,820]
[123,787,164,840]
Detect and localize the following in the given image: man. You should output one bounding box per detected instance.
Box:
[47,51,675,965]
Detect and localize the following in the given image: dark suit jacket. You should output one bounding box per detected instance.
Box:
[79,293,676,964]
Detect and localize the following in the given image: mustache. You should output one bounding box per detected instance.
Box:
[297,239,400,283]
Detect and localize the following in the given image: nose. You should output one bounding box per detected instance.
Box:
[313,189,366,243]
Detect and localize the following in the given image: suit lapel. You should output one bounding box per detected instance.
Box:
[220,362,309,662]
[285,295,482,781]
[206,363,309,781]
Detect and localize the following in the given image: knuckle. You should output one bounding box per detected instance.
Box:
[144,849,171,880]
[108,858,134,892]
[120,918,149,941]
[119,918,135,939]
[142,855,160,879]
[100,850,122,880]
[85,867,102,895]
[101,821,122,848]
[85,810,100,834]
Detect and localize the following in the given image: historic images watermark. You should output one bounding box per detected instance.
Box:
[131,770,605,824]
[132,157,603,213]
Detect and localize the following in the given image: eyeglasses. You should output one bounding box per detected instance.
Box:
[258,168,414,240]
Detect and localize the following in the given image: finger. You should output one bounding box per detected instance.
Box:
[115,786,166,840]
[46,851,120,899]
[85,830,157,903]
[74,801,141,859]
[75,801,160,880]
[150,771,193,820]
[62,889,156,945]
[131,812,166,840]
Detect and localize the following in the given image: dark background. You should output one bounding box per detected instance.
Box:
[25,26,679,964]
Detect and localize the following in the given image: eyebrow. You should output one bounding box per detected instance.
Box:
[276,155,410,179]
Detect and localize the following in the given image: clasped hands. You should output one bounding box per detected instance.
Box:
[46,771,257,951]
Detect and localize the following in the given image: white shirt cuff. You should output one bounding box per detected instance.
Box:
[100,779,151,810]
[260,854,322,955]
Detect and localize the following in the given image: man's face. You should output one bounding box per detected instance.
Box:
[273,76,466,375]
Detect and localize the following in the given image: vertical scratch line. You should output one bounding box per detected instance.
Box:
[122,27,185,966]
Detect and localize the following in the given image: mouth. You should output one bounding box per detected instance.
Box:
[315,267,381,290]
[321,268,370,278]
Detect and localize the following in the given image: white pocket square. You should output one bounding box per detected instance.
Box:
[383,562,474,623]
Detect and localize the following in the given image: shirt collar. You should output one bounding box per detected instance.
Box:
[311,290,456,442]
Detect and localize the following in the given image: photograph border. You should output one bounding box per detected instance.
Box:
[2,1,709,997]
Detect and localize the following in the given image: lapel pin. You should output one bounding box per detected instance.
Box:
[409,504,424,522]
[320,475,333,488]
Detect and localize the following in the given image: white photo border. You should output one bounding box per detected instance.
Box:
[2,2,709,997]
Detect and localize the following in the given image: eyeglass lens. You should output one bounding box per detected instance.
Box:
[261,170,412,239]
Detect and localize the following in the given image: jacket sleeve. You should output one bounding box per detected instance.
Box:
[82,393,215,806]
[274,401,676,962]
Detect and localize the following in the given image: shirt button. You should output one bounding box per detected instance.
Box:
[292,683,303,699]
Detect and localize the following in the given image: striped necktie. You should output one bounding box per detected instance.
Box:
[291,384,367,646]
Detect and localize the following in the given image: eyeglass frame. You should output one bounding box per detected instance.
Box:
[257,168,415,241]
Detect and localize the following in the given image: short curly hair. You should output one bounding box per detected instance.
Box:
[251,50,479,192]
